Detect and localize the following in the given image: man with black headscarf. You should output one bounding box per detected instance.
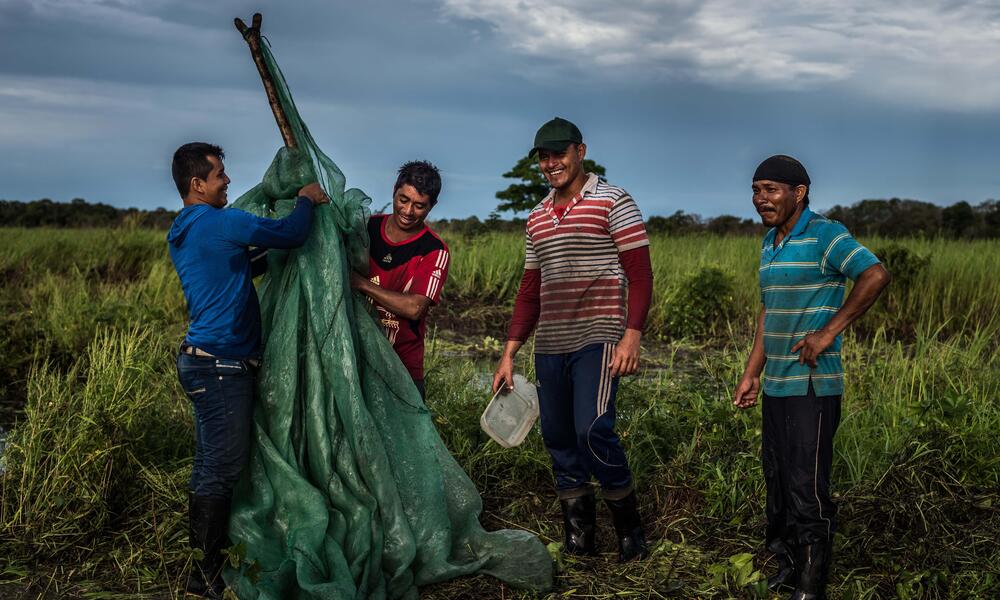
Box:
[733,155,890,599]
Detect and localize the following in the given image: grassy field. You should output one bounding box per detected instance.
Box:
[0,226,998,599]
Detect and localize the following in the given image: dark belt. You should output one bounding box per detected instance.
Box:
[180,344,260,369]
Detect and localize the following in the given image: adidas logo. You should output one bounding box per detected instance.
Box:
[432,269,442,278]
[381,253,392,263]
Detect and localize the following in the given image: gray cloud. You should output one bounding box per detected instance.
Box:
[440,0,1000,110]
[1,0,998,218]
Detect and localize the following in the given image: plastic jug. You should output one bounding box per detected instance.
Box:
[480,374,540,448]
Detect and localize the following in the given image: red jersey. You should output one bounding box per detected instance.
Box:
[366,214,449,380]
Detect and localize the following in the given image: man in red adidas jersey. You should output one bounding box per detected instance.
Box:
[350,161,449,399]
[492,117,654,562]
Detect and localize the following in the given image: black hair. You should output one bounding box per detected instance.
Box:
[393,160,442,206]
[172,142,224,198]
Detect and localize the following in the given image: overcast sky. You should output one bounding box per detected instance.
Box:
[2,0,999,219]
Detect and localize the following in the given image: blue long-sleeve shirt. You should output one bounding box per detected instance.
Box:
[167,198,314,359]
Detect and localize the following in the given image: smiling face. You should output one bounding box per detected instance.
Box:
[752,179,806,228]
[391,183,432,234]
[537,142,587,193]
[192,154,230,208]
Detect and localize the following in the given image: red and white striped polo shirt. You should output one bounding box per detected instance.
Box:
[525,173,649,354]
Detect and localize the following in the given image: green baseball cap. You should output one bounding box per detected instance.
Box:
[529,117,583,157]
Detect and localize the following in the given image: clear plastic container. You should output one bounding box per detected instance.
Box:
[480,374,540,448]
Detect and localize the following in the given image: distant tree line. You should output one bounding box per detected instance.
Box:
[431,199,1000,239]
[490,152,1000,239]
[0,198,178,229]
[4,197,999,239]
[825,198,1000,238]
[429,212,765,237]
[429,213,525,236]
[643,211,766,236]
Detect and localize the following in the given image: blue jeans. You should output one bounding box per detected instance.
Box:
[535,342,633,498]
[176,352,256,499]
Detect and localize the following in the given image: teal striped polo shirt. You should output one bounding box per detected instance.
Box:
[759,207,880,397]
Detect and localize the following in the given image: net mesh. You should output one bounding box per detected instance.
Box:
[224,37,553,599]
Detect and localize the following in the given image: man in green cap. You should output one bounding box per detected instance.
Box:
[492,117,654,561]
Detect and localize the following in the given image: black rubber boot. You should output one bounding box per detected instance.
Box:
[604,491,648,562]
[560,492,597,556]
[766,538,797,592]
[185,493,231,599]
[788,543,831,600]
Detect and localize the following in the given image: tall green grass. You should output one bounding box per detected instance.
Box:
[0,227,166,280]
[445,233,1000,339]
[421,323,1000,599]
[0,228,180,421]
[1,327,193,597]
[0,227,997,598]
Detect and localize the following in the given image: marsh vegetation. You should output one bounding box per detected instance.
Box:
[0,227,997,598]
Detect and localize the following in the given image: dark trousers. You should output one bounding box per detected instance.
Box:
[762,382,841,547]
[535,342,633,498]
[176,352,256,499]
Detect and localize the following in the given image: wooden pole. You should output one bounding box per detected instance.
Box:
[234,13,298,149]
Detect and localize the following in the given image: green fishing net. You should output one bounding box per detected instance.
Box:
[225,38,553,599]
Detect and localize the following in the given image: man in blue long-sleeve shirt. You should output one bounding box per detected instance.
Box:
[167,142,327,599]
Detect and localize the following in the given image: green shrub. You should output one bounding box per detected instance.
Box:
[872,244,930,334]
[874,244,929,293]
[661,266,737,339]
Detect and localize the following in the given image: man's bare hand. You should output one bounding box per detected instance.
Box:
[733,375,760,409]
[298,182,329,205]
[791,330,834,368]
[492,355,515,394]
[349,271,368,291]
[608,328,641,377]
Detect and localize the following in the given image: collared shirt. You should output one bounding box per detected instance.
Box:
[524,173,649,354]
[365,215,450,380]
[759,206,880,397]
